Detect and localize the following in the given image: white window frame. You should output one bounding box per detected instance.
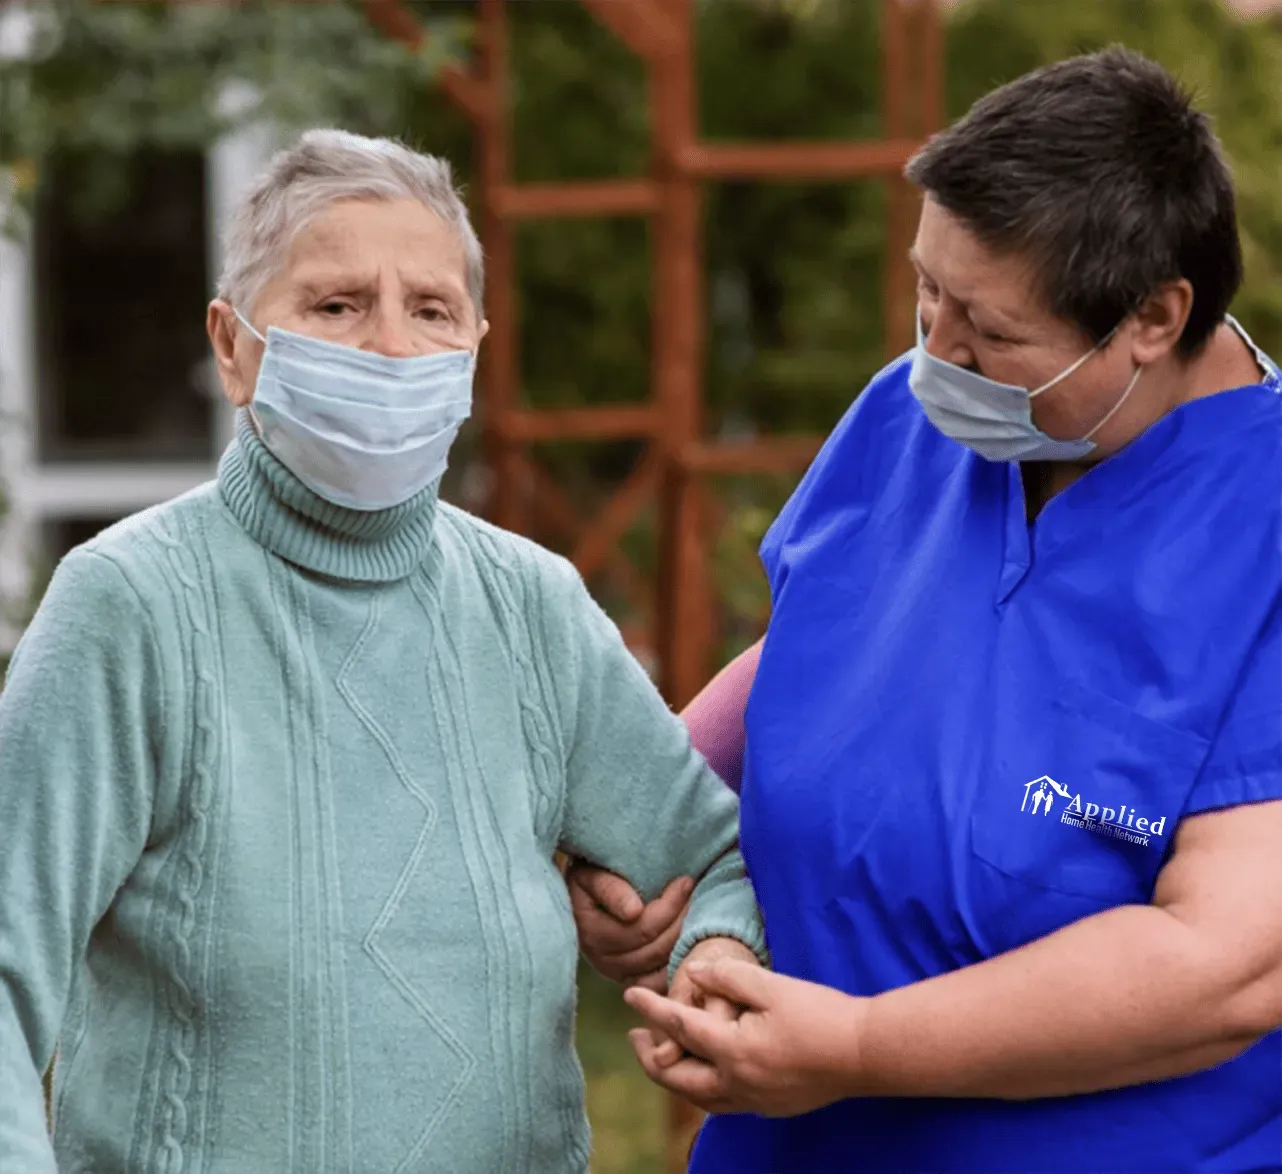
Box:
[0,78,277,649]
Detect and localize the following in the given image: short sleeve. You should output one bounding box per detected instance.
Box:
[759,354,915,596]
[1185,594,1282,815]
[757,418,850,593]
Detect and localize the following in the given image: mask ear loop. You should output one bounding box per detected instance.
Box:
[1027,322,1122,400]
[233,307,268,345]
[1081,363,1143,442]
[231,308,268,430]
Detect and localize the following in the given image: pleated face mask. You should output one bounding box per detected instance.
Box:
[237,311,474,510]
[908,315,1141,463]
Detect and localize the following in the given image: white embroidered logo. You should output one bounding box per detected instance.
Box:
[1020,775,1071,816]
[1020,775,1167,847]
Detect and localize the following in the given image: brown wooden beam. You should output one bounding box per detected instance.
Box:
[571,450,661,580]
[439,66,489,124]
[519,455,650,613]
[475,0,522,530]
[919,0,945,136]
[680,435,825,475]
[362,1,489,122]
[578,0,682,61]
[679,138,923,181]
[363,0,423,48]
[650,0,711,714]
[494,405,658,443]
[491,179,660,220]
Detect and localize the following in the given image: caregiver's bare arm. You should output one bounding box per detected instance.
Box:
[854,798,1282,1098]
[568,638,764,988]
[541,563,766,974]
[626,799,1282,1114]
[680,639,762,793]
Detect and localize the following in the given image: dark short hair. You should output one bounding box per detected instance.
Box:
[904,47,1241,358]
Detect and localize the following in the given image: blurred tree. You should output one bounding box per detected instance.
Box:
[946,0,1282,360]
[0,0,463,231]
[404,0,892,653]
[699,0,888,435]
[415,0,891,445]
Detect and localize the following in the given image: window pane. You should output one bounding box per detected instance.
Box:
[41,516,122,567]
[34,149,214,462]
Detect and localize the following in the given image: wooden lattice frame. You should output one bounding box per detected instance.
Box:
[368,0,941,719]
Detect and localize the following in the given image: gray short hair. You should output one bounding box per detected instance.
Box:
[217,128,485,319]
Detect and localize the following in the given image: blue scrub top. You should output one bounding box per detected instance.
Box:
[691,335,1282,1174]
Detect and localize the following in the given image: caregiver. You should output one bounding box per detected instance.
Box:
[570,46,1282,1173]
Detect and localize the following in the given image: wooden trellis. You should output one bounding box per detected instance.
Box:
[365,0,942,1165]
[368,0,942,713]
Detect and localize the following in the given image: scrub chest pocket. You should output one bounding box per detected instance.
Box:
[967,676,1209,952]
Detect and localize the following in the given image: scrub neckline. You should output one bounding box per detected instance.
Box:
[997,371,1279,599]
[1021,333,1279,534]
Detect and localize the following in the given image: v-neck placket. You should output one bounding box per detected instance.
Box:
[997,460,1032,604]
[996,315,1278,607]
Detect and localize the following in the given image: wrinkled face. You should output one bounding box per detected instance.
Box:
[911,197,1163,449]
[207,197,488,407]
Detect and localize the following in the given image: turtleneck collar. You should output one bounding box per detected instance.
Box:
[217,409,439,583]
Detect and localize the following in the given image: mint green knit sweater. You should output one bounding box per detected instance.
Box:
[0,414,765,1174]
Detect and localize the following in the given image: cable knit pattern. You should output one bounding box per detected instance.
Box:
[451,517,566,850]
[0,428,765,1174]
[151,519,223,1174]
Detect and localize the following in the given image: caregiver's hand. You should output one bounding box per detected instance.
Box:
[568,863,692,993]
[626,959,862,1117]
[647,937,760,1068]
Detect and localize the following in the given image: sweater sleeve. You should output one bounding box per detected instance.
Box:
[0,550,162,1170]
[539,560,767,979]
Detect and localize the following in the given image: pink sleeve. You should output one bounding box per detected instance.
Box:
[680,639,763,793]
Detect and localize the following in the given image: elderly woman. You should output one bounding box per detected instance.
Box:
[0,130,765,1173]
[571,48,1282,1173]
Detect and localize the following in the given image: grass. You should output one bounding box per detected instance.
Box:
[577,961,667,1174]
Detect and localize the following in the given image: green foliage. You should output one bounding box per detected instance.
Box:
[577,963,664,1174]
[699,0,888,434]
[404,0,894,652]
[0,0,463,228]
[946,0,1282,360]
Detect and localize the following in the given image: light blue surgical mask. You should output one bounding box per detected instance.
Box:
[908,316,1142,463]
[235,311,474,510]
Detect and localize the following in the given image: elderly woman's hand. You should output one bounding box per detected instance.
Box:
[626,958,863,1118]
[567,863,693,993]
[643,936,760,1069]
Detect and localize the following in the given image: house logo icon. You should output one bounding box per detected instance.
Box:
[1021,775,1073,817]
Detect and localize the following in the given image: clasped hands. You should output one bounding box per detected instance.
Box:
[568,862,864,1118]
